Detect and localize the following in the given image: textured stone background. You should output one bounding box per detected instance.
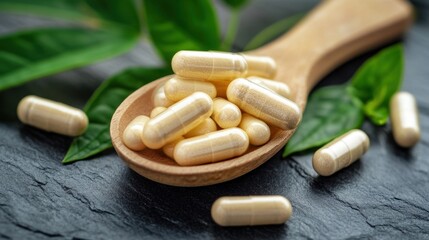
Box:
[0,0,428,239]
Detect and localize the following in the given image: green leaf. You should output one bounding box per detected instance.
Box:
[222,0,249,9]
[62,67,172,163]
[348,44,403,125]
[283,85,364,157]
[143,0,220,63]
[0,27,138,91]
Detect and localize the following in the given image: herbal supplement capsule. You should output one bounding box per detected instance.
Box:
[153,85,175,107]
[174,128,249,166]
[172,50,247,81]
[239,113,270,146]
[164,77,217,101]
[142,92,213,149]
[212,98,242,128]
[312,129,370,176]
[150,107,167,118]
[390,92,420,147]
[247,76,291,99]
[211,196,292,226]
[17,95,88,137]
[184,118,217,138]
[240,54,277,78]
[227,78,301,130]
[162,137,184,159]
[212,81,230,98]
[122,116,150,151]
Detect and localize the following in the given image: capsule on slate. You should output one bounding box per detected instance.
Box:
[227,78,301,130]
[239,113,270,146]
[312,129,370,176]
[240,54,277,79]
[142,92,213,149]
[122,116,150,151]
[211,196,292,226]
[184,118,217,138]
[150,106,167,118]
[153,85,175,107]
[17,95,88,137]
[212,98,242,129]
[174,128,249,166]
[164,77,217,101]
[247,76,291,99]
[390,92,420,147]
[162,137,184,159]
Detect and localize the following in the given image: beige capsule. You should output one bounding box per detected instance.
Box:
[142,92,213,149]
[184,118,217,138]
[212,80,230,98]
[17,95,88,137]
[312,129,370,176]
[150,107,167,118]
[212,98,242,129]
[162,137,184,159]
[227,78,301,130]
[390,92,420,147]
[174,128,249,166]
[164,77,217,101]
[122,116,150,151]
[211,196,292,226]
[172,50,248,81]
[239,113,271,146]
[247,76,291,99]
[240,54,277,79]
[153,85,175,107]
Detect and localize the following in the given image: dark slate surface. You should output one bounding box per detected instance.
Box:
[1,1,429,239]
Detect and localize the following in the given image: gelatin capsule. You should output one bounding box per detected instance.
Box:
[240,54,277,78]
[184,118,217,138]
[153,84,175,107]
[122,116,150,151]
[247,76,291,99]
[212,80,230,98]
[312,129,370,176]
[227,78,301,130]
[164,77,217,101]
[17,95,88,137]
[390,92,420,147]
[150,107,167,118]
[142,92,213,149]
[174,128,249,166]
[172,50,247,81]
[162,137,184,159]
[239,113,270,146]
[212,98,242,129]
[211,196,292,226]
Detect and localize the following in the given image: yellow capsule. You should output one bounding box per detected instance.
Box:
[174,128,249,166]
[122,116,150,151]
[164,77,217,101]
[212,98,242,129]
[240,54,277,78]
[162,137,184,159]
[227,78,301,130]
[184,118,217,138]
[312,129,370,176]
[212,80,230,98]
[150,107,167,118]
[153,85,175,107]
[142,92,213,149]
[247,76,291,99]
[17,95,88,137]
[390,92,420,147]
[211,196,292,226]
[239,113,270,146]
[172,50,248,81]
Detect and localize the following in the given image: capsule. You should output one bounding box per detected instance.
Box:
[247,76,290,99]
[142,92,213,149]
[212,80,230,98]
[211,196,292,226]
[17,95,88,136]
[240,54,277,78]
[164,77,217,101]
[150,106,167,118]
[239,113,270,146]
[312,129,370,176]
[122,116,150,151]
[184,118,217,138]
[227,78,301,130]
[172,51,248,81]
[174,128,249,166]
[162,137,184,159]
[153,85,175,107]
[390,92,420,147]
[212,98,242,128]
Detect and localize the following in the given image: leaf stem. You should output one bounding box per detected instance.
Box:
[221,9,240,51]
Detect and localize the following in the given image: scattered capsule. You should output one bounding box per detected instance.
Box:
[17,95,88,137]
[153,85,175,107]
[312,129,370,176]
[247,76,291,99]
[162,137,184,159]
[227,78,301,130]
[390,92,420,147]
[164,77,217,101]
[172,50,248,81]
[142,92,213,149]
[212,98,242,129]
[122,116,150,151]
[174,128,249,166]
[212,80,230,98]
[184,118,217,138]
[240,54,277,78]
[239,113,270,146]
[150,106,167,118]
[211,196,292,226]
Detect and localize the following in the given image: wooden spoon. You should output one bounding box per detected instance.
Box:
[110,0,412,187]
